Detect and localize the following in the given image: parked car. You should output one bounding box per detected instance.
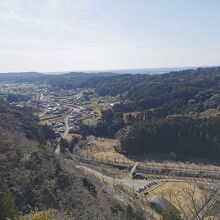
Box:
[132,172,147,180]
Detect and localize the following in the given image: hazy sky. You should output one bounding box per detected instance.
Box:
[0,0,220,72]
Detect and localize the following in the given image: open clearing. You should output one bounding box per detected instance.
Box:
[77,137,220,219]
[82,138,220,176]
[83,138,133,165]
[147,181,215,219]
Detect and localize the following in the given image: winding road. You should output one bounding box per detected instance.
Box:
[76,165,152,190]
[63,115,70,138]
[55,114,71,154]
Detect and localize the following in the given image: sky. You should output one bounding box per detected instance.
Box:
[0,0,220,72]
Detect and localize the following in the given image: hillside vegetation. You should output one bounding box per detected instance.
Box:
[1,67,220,160]
[0,100,144,220]
[83,67,220,160]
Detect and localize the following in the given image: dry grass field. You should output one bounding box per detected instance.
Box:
[41,95,54,102]
[79,138,220,219]
[82,138,133,165]
[204,217,219,220]
[81,137,220,176]
[83,117,100,126]
[146,181,213,219]
[39,114,62,122]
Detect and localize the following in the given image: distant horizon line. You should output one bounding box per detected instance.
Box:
[1,65,220,74]
[43,65,213,74]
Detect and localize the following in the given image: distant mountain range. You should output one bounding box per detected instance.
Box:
[43,66,206,75]
[84,66,197,75]
[0,66,218,76]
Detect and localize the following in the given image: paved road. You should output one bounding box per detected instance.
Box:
[55,114,71,154]
[76,165,151,190]
[76,165,155,220]
[131,162,139,174]
[63,115,70,138]
[40,93,44,100]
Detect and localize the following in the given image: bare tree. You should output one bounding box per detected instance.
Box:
[174,192,189,220]
[174,181,210,220]
[183,183,202,220]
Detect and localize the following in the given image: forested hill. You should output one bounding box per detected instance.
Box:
[108,67,220,160]
[0,100,143,220]
[0,71,117,86]
[77,67,220,161]
[1,67,220,101]
[0,99,56,143]
[1,67,220,92]
[117,115,220,160]
[0,72,46,82]
[1,67,220,160]
[96,67,220,112]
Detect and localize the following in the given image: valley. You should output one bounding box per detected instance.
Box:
[0,68,220,219]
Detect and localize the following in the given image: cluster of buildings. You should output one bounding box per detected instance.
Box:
[0,83,47,105]
[0,83,118,136]
[45,104,69,115]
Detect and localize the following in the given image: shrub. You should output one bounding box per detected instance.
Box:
[162,207,182,220]
[19,212,52,220]
[0,179,17,220]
